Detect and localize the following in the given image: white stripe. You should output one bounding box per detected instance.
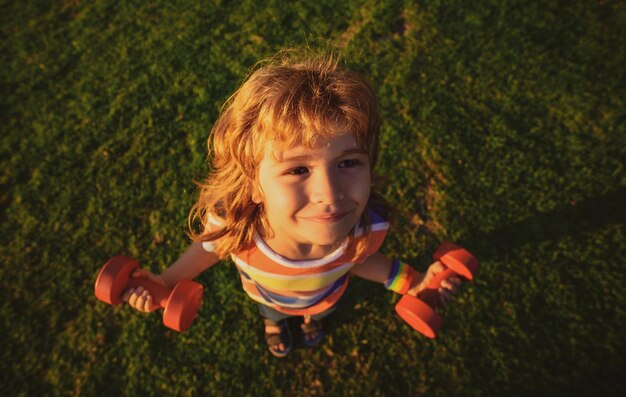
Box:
[252,232,349,269]
[201,241,216,252]
[207,213,224,226]
[354,221,390,237]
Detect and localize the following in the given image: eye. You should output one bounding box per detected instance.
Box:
[339,159,362,168]
[285,166,309,175]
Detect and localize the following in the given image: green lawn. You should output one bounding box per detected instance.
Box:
[2,0,624,395]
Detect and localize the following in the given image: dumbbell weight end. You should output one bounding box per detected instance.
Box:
[433,242,479,280]
[395,296,442,338]
[163,280,204,332]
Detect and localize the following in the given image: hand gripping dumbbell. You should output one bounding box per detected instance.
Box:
[395,243,479,338]
[94,256,203,332]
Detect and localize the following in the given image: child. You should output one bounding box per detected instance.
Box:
[122,50,461,358]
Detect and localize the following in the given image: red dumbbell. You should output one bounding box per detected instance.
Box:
[395,243,479,338]
[94,256,203,332]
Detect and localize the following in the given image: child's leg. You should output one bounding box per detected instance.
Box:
[258,304,293,357]
[258,304,292,323]
[302,307,336,347]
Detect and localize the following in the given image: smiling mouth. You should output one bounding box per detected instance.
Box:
[303,210,351,223]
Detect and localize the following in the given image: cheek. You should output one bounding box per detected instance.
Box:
[346,171,371,201]
[264,181,307,212]
[362,182,372,199]
[358,182,372,207]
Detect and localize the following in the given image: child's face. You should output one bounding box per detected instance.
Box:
[254,132,371,258]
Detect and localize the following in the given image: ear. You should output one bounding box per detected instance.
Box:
[251,183,263,204]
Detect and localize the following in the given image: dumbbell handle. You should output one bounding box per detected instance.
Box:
[416,242,479,308]
[418,267,457,307]
[125,277,171,311]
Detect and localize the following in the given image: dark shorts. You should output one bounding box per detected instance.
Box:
[257,303,336,322]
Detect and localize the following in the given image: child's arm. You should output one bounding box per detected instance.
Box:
[159,241,220,288]
[349,252,461,305]
[123,241,220,312]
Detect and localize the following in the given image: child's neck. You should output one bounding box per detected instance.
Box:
[262,233,344,261]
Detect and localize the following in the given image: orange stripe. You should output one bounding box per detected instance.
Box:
[365,231,386,256]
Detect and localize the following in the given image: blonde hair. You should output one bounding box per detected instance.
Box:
[188,49,391,259]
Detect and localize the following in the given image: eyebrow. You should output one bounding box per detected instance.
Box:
[278,148,368,163]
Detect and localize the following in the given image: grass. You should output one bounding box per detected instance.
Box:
[1,0,625,395]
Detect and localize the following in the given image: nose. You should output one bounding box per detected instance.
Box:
[310,169,344,204]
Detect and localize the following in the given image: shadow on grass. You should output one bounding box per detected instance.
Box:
[464,186,626,255]
[460,186,626,396]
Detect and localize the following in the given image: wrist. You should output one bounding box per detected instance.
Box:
[405,274,423,296]
[158,271,176,290]
[384,258,415,295]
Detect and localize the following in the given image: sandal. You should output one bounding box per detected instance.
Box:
[300,317,324,347]
[263,319,292,358]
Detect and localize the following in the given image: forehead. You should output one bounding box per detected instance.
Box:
[265,133,363,162]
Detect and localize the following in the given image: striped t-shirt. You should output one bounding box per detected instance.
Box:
[202,208,389,316]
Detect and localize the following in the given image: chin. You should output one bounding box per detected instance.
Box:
[304,227,352,247]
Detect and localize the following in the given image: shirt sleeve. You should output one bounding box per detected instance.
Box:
[200,213,225,253]
[354,207,390,262]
